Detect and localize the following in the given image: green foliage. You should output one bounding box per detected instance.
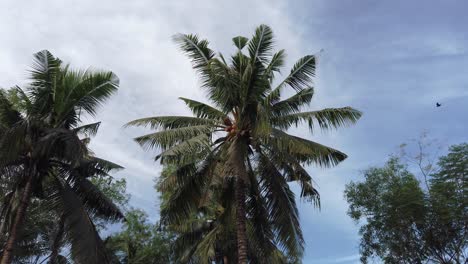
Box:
[104,209,174,264]
[0,50,122,264]
[345,143,468,263]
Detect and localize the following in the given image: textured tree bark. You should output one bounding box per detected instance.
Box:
[1,174,34,264]
[235,178,248,264]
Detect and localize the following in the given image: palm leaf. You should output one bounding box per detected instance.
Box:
[29,50,62,89]
[52,180,110,264]
[248,24,274,63]
[179,97,226,120]
[58,71,119,123]
[173,33,215,80]
[73,122,101,137]
[270,87,314,116]
[271,55,316,97]
[273,107,362,131]
[134,125,214,150]
[0,90,23,127]
[257,153,304,258]
[264,50,285,83]
[69,177,124,220]
[232,36,249,50]
[266,129,347,167]
[126,116,218,130]
[156,133,211,164]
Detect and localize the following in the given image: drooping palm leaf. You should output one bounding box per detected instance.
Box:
[52,181,110,264]
[257,153,304,258]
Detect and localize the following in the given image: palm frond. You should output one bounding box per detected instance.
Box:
[73,122,101,137]
[273,107,362,131]
[248,25,274,63]
[203,59,242,112]
[156,133,211,164]
[89,157,124,172]
[36,128,88,165]
[0,121,30,166]
[266,129,347,167]
[173,34,215,76]
[126,116,218,130]
[280,161,320,206]
[264,50,285,82]
[7,86,33,114]
[161,152,220,225]
[134,125,214,151]
[57,71,119,123]
[191,226,220,263]
[69,177,124,220]
[271,55,316,96]
[0,90,23,127]
[179,97,226,120]
[29,50,62,89]
[270,87,314,116]
[52,180,110,264]
[245,166,278,261]
[257,153,304,258]
[233,36,249,50]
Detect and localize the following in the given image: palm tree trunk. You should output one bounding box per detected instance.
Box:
[235,178,248,264]
[49,214,65,264]
[0,174,34,264]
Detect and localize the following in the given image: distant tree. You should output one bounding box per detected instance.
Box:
[425,143,467,263]
[345,143,467,263]
[91,176,130,230]
[104,209,174,264]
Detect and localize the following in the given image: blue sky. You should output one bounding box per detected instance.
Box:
[0,0,467,263]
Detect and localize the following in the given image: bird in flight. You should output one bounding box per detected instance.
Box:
[436,102,441,107]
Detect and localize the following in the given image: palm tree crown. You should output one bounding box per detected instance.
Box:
[128,24,362,263]
[0,50,122,264]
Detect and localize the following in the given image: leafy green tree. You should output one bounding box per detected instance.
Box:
[345,143,467,263]
[345,158,426,263]
[425,143,467,263]
[91,176,130,230]
[0,50,123,264]
[128,25,361,263]
[104,209,174,264]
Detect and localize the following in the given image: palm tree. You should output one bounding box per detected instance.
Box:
[156,165,293,263]
[0,50,123,264]
[128,24,362,263]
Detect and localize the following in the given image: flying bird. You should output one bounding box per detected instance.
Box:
[436,102,441,107]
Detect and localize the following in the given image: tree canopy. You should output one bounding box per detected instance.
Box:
[0,50,123,264]
[345,143,467,263]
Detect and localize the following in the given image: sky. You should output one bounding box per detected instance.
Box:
[0,0,467,263]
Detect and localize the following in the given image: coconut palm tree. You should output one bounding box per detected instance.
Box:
[0,50,123,264]
[127,25,362,263]
[156,165,293,263]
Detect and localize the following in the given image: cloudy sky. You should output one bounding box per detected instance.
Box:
[1,0,467,263]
